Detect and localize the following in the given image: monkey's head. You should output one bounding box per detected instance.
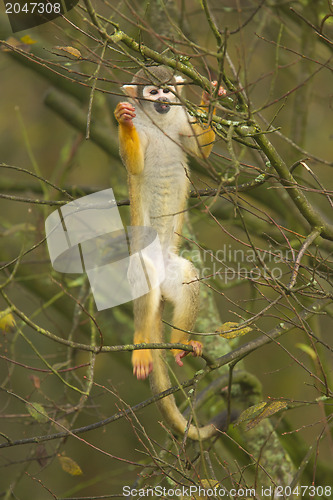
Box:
[122,66,184,118]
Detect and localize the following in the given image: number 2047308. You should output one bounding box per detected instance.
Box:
[5,2,61,14]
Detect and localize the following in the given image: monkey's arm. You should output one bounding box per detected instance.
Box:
[190,121,215,159]
[182,83,226,159]
[114,102,145,175]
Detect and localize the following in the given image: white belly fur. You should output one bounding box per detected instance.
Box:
[134,117,190,249]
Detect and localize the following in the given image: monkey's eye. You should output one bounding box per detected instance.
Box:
[150,89,158,95]
[163,88,170,94]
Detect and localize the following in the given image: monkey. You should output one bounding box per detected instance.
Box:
[114,66,225,440]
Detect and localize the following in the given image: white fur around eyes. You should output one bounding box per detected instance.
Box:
[142,86,177,99]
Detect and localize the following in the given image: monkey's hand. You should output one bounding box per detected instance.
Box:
[174,340,203,367]
[114,102,136,128]
[202,81,226,105]
[132,349,153,380]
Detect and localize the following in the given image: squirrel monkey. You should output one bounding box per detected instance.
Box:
[115,66,225,440]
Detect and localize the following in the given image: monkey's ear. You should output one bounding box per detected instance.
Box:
[175,75,185,95]
[122,84,138,98]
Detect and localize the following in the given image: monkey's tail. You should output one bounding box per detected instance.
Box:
[150,347,218,441]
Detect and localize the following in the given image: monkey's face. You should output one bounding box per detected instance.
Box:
[142,85,178,115]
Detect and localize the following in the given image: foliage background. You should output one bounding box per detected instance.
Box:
[0,0,332,498]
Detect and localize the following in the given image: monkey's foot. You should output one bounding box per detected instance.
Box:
[173,340,203,367]
[132,349,153,380]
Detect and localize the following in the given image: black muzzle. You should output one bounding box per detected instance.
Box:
[154,97,171,114]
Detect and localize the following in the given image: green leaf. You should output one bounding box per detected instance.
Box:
[216,321,252,339]
[246,401,287,430]
[0,309,15,332]
[26,402,49,423]
[296,343,316,362]
[235,401,287,430]
[67,276,86,288]
[234,402,267,426]
[58,455,83,476]
[20,35,37,45]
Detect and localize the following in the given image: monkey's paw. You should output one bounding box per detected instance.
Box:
[174,340,203,367]
[203,82,227,105]
[211,81,227,97]
[132,349,153,380]
[114,102,136,127]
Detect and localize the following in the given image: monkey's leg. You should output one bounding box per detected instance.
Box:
[162,255,201,366]
[132,289,161,379]
[129,254,162,379]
